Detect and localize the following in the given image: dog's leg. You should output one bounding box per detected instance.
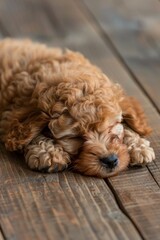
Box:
[123,125,155,166]
[24,134,71,172]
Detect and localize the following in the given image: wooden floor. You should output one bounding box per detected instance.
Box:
[0,0,160,239]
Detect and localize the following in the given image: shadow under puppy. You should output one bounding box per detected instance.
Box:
[0,39,155,178]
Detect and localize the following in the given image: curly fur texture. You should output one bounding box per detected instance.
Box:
[0,39,155,178]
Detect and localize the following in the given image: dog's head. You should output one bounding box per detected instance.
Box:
[4,64,129,177]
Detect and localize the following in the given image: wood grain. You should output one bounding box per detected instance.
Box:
[0,144,141,240]
[0,0,59,41]
[82,0,160,112]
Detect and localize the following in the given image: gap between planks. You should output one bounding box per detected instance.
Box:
[80,0,160,113]
[77,0,160,116]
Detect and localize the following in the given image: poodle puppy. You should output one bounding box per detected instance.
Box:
[0,39,155,178]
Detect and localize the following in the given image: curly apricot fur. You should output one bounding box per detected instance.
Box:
[0,39,155,177]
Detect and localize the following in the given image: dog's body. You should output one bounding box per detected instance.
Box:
[0,39,155,177]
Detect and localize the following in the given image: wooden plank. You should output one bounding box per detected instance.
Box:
[0,144,141,240]
[0,0,160,239]
[0,0,59,41]
[82,0,160,111]
[107,169,160,240]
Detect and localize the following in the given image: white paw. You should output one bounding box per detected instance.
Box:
[130,144,155,166]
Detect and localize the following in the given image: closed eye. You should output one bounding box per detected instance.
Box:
[110,135,121,143]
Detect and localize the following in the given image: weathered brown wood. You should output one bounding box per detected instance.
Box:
[82,0,160,111]
[0,144,141,240]
[0,0,59,41]
[0,0,160,239]
[108,168,160,240]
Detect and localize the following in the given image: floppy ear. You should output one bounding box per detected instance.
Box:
[2,106,49,151]
[120,96,152,136]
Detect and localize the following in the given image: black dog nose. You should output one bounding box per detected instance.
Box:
[100,154,118,168]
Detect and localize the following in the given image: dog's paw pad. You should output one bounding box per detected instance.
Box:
[48,162,68,173]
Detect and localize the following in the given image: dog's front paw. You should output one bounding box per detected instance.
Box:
[24,136,71,172]
[129,139,155,166]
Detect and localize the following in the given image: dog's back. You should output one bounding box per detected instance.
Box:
[0,39,63,112]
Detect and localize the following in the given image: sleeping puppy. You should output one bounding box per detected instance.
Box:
[0,39,155,177]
